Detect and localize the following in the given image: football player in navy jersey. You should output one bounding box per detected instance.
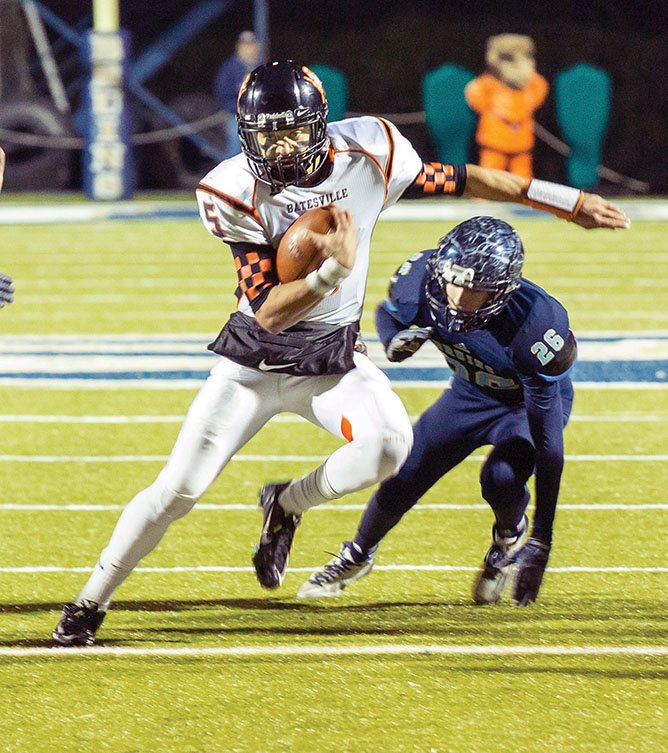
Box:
[53,61,629,646]
[300,216,575,605]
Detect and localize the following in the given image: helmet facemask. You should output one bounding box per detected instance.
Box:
[238,109,328,192]
[425,217,524,333]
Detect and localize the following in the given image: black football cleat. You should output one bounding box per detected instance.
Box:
[252,482,301,589]
[52,599,106,647]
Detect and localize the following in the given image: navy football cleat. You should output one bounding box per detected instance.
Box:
[298,541,376,598]
[252,482,301,589]
[473,515,528,605]
[52,599,106,646]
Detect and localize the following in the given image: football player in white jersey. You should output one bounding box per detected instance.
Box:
[53,61,629,646]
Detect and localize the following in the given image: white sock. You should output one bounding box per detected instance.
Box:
[279,463,339,515]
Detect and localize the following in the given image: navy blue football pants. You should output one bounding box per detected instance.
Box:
[355,377,573,549]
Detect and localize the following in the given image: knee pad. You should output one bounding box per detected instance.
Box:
[480,441,534,505]
[373,427,413,482]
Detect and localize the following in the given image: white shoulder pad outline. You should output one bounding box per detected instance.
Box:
[329,117,422,208]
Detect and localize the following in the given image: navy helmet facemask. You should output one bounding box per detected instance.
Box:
[425,216,525,332]
[237,60,330,192]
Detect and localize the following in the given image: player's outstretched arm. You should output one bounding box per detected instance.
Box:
[463,164,630,230]
[0,146,5,192]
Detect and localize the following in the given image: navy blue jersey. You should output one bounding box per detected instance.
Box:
[379,249,576,405]
[376,248,577,541]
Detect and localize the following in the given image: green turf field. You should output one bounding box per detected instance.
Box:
[0,213,666,752]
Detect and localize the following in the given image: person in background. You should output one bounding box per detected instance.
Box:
[213,30,263,159]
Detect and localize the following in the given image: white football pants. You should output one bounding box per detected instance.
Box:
[78,352,412,607]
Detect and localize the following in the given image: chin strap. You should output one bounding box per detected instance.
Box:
[521,179,584,221]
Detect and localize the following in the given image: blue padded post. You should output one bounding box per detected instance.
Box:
[308,64,348,122]
[422,64,476,165]
[554,63,611,189]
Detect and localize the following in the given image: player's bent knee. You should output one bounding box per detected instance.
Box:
[480,447,533,504]
[481,458,517,494]
[375,428,413,482]
[154,485,199,522]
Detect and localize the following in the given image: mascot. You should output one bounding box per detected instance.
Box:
[465,34,548,179]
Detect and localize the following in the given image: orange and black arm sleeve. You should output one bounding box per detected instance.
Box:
[230,242,279,312]
[402,163,467,199]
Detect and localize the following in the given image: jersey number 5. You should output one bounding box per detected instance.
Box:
[531,328,564,366]
[203,202,225,238]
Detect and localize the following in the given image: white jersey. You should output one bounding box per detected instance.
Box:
[196,116,422,326]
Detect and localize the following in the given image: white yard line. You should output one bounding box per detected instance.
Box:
[0,644,665,658]
[0,454,666,462]
[1,503,666,512]
[2,380,667,390]
[24,276,668,288]
[0,414,665,424]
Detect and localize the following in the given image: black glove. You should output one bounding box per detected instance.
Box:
[0,274,14,308]
[385,327,433,362]
[502,537,551,606]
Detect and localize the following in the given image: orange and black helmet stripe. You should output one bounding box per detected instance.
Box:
[301,66,327,103]
[237,72,251,106]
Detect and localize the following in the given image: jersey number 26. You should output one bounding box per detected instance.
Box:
[531,328,564,365]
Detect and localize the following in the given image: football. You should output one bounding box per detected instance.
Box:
[276,205,337,282]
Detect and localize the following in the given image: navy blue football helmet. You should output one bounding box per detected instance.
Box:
[425,216,524,332]
[237,60,329,192]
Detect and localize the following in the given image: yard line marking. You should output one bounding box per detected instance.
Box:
[0,415,187,423]
[0,197,664,224]
[0,454,666,463]
[3,379,667,390]
[0,645,665,658]
[1,503,666,512]
[27,276,668,289]
[2,565,666,574]
[0,414,665,424]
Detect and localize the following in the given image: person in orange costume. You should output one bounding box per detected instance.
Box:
[465,34,548,179]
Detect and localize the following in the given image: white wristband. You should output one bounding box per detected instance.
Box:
[305,257,352,296]
[526,179,581,213]
[318,256,353,287]
[305,268,335,296]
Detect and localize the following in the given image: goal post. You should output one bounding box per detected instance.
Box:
[82,0,134,199]
[92,0,119,33]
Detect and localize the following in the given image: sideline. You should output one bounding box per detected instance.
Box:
[1,333,666,385]
[0,199,666,225]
